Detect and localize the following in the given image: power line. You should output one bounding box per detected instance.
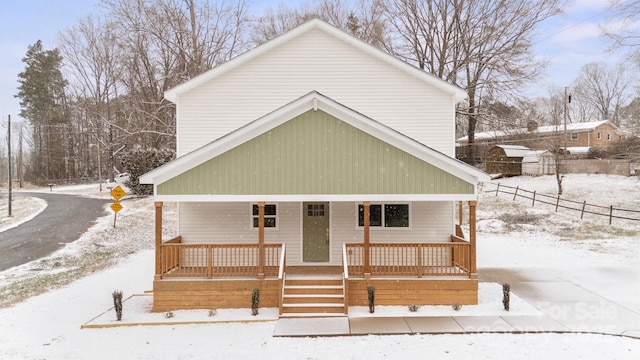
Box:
[533,7,613,45]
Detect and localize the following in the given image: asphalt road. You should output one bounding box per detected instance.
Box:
[0,192,110,271]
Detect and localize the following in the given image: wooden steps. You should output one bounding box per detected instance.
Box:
[280,276,346,318]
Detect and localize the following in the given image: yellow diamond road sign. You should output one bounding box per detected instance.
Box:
[111,201,123,213]
[110,185,126,201]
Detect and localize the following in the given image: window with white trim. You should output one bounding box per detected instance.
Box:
[570,132,578,140]
[252,204,277,228]
[607,133,611,140]
[358,203,409,228]
[597,132,602,140]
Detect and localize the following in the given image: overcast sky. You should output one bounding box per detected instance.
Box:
[0,0,632,127]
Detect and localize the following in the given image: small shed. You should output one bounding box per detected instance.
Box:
[485,145,530,176]
[522,150,555,176]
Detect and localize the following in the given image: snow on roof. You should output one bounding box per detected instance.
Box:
[522,150,552,162]
[457,120,617,142]
[565,146,591,154]
[493,145,530,157]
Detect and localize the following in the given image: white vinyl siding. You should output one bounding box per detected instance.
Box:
[176,28,455,157]
[178,201,454,266]
[178,201,298,240]
[179,202,304,264]
[329,202,453,263]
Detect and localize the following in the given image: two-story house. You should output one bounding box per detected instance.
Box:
[140,19,489,316]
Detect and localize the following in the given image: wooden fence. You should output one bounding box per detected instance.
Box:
[486,182,640,224]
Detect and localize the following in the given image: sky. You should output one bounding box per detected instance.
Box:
[0,0,633,128]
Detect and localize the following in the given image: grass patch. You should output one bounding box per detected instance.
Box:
[556,221,640,241]
[496,211,544,225]
[0,250,119,308]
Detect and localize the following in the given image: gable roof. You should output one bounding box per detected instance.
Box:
[457,120,622,143]
[140,91,489,201]
[492,145,531,157]
[164,18,467,104]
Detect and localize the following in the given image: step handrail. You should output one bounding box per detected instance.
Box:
[342,243,349,314]
[278,244,286,315]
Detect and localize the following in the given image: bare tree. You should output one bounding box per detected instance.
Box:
[251,0,390,47]
[571,61,631,126]
[99,0,250,150]
[385,0,566,162]
[603,0,640,57]
[59,16,123,181]
[251,3,311,44]
[619,96,640,135]
[541,86,567,194]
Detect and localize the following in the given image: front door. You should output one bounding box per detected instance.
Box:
[303,202,330,262]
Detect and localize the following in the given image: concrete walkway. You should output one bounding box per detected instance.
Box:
[274,268,640,338]
[274,314,569,337]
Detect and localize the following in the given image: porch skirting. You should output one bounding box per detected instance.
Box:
[346,278,478,306]
[151,277,478,312]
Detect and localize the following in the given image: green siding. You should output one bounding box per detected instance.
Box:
[158,110,474,195]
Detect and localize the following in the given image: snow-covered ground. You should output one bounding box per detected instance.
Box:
[0,174,639,359]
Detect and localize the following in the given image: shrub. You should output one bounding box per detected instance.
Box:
[367,286,375,313]
[503,283,510,311]
[251,288,260,316]
[112,290,123,321]
[587,147,607,159]
[119,146,175,195]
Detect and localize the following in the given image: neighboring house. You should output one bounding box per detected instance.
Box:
[522,150,555,176]
[485,145,531,176]
[140,19,490,316]
[456,120,629,160]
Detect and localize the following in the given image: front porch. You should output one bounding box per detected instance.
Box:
[151,201,479,314]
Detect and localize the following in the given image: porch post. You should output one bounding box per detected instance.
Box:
[458,201,463,226]
[363,201,371,278]
[257,201,265,279]
[469,200,477,279]
[154,201,163,280]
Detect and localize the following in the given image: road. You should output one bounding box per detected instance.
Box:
[0,192,110,271]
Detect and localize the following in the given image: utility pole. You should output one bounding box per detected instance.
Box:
[97,140,102,192]
[563,87,568,136]
[8,115,12,217]
[18,125,23,188]
[563,87,573,153]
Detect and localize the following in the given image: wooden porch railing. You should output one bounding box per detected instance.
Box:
[450,235,471,274]
[344,241,471,278]
[159,241,284,279]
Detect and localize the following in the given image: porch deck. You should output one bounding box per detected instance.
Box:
[159,265,468,279]
[152,235,477,312]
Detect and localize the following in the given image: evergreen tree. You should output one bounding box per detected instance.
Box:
[16,40,69,181]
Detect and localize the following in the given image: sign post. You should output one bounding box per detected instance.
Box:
[110,185,126,227]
